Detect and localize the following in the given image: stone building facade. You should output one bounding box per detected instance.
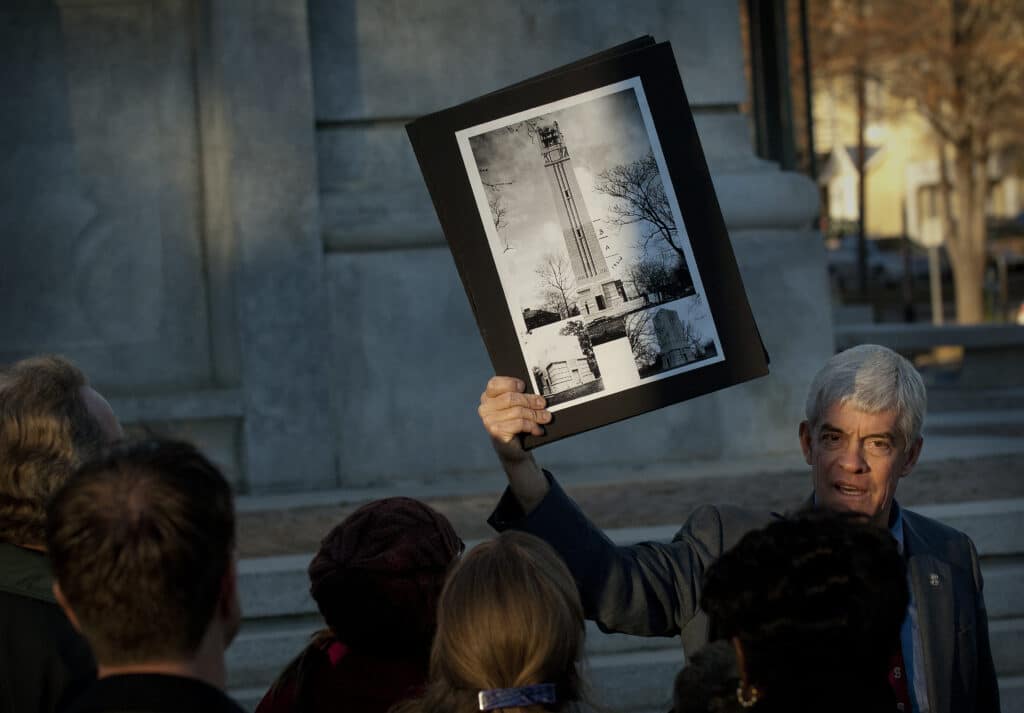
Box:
[1,1,829,492]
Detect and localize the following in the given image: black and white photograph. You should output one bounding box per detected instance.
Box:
[522,319,604,407]
[408,39,769,447]
[623,295,719,378]
[457,78,723,410]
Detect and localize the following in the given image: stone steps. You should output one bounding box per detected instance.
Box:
[228,499,1024,711]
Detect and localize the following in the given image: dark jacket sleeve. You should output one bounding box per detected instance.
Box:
[489,472,768,643]
[967,536,1001,713]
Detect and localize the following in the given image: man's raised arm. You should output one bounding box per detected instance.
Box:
[477,376,552,513]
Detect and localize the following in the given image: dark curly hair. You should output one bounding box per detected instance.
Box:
[701,511,908,713]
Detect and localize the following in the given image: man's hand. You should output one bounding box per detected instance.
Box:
[478,376,551,512]
[478,376,551,453]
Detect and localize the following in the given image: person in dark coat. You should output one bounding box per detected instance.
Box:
[478,344,999,713]
[256,497,463,713]
[45,439,244,713]
[0,355,122,713]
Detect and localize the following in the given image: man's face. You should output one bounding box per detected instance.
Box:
[800,402,922,528]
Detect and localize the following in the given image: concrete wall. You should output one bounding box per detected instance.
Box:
[2,0,829,492]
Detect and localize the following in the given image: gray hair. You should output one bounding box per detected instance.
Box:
[804,344,927,448]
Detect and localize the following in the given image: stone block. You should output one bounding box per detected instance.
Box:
[226,616,320,690]
[589,648,682,712]
[0,0,212,389]
[976,561,1024,620]
[308,1,745,122]
[326,249,499,484]
[237,555,317,619]
[991,619,1024,677]
[914,499,1024,557]
[1000,677,1024,713]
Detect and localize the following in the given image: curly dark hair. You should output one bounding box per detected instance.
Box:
[672,640,742,713]
[701,511,908,713]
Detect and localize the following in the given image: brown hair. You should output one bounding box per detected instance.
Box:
[45,439,235,665]
[0,355,107,545]
[396,531,587,713]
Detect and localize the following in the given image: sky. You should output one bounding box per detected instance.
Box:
[465,84,687,315]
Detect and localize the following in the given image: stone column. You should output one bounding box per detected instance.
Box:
[198,0,335,490]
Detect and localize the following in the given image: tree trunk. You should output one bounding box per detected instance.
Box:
[948,140,988,323]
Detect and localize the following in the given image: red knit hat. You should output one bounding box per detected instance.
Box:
[308,497,462,656]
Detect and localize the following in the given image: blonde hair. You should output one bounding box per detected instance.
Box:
[395,531,586,713]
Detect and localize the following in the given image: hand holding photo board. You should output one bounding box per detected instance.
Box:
[408,38,768,449]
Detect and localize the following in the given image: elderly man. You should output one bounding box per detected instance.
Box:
[46,439,244,713]
[478,344,999,713]
[0,355,123,713]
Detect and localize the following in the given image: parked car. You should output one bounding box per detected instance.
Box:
[825,236,923,290]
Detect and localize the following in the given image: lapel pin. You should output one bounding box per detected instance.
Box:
[929,573,940,587]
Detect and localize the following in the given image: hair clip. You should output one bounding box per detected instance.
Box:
[478,683,557,711]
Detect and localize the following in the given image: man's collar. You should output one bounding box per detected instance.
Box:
[0,542,57,603]
[888,500,905,556]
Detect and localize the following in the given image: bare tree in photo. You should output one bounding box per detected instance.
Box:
[534,252,577,318]
[540,289,573,319]
[487,190,508,232]
[480,168,513,250]
[624,311,659,367]
[595,150,686,262]
[627,256,693,303]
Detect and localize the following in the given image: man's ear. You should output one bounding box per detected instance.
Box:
[900,436,924,477]
[799,421,813,465]
[52,582,82,633]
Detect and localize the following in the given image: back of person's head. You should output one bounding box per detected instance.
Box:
[45,439,236,666]
[701,511,907,713]
[402,531,586,713]
[259,498,463,713]
[308,496,463,656]
[805,344,926,448]
[672,640,742,713]
[0,355,113,546]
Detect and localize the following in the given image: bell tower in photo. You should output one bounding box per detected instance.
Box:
[538,121,614,316]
